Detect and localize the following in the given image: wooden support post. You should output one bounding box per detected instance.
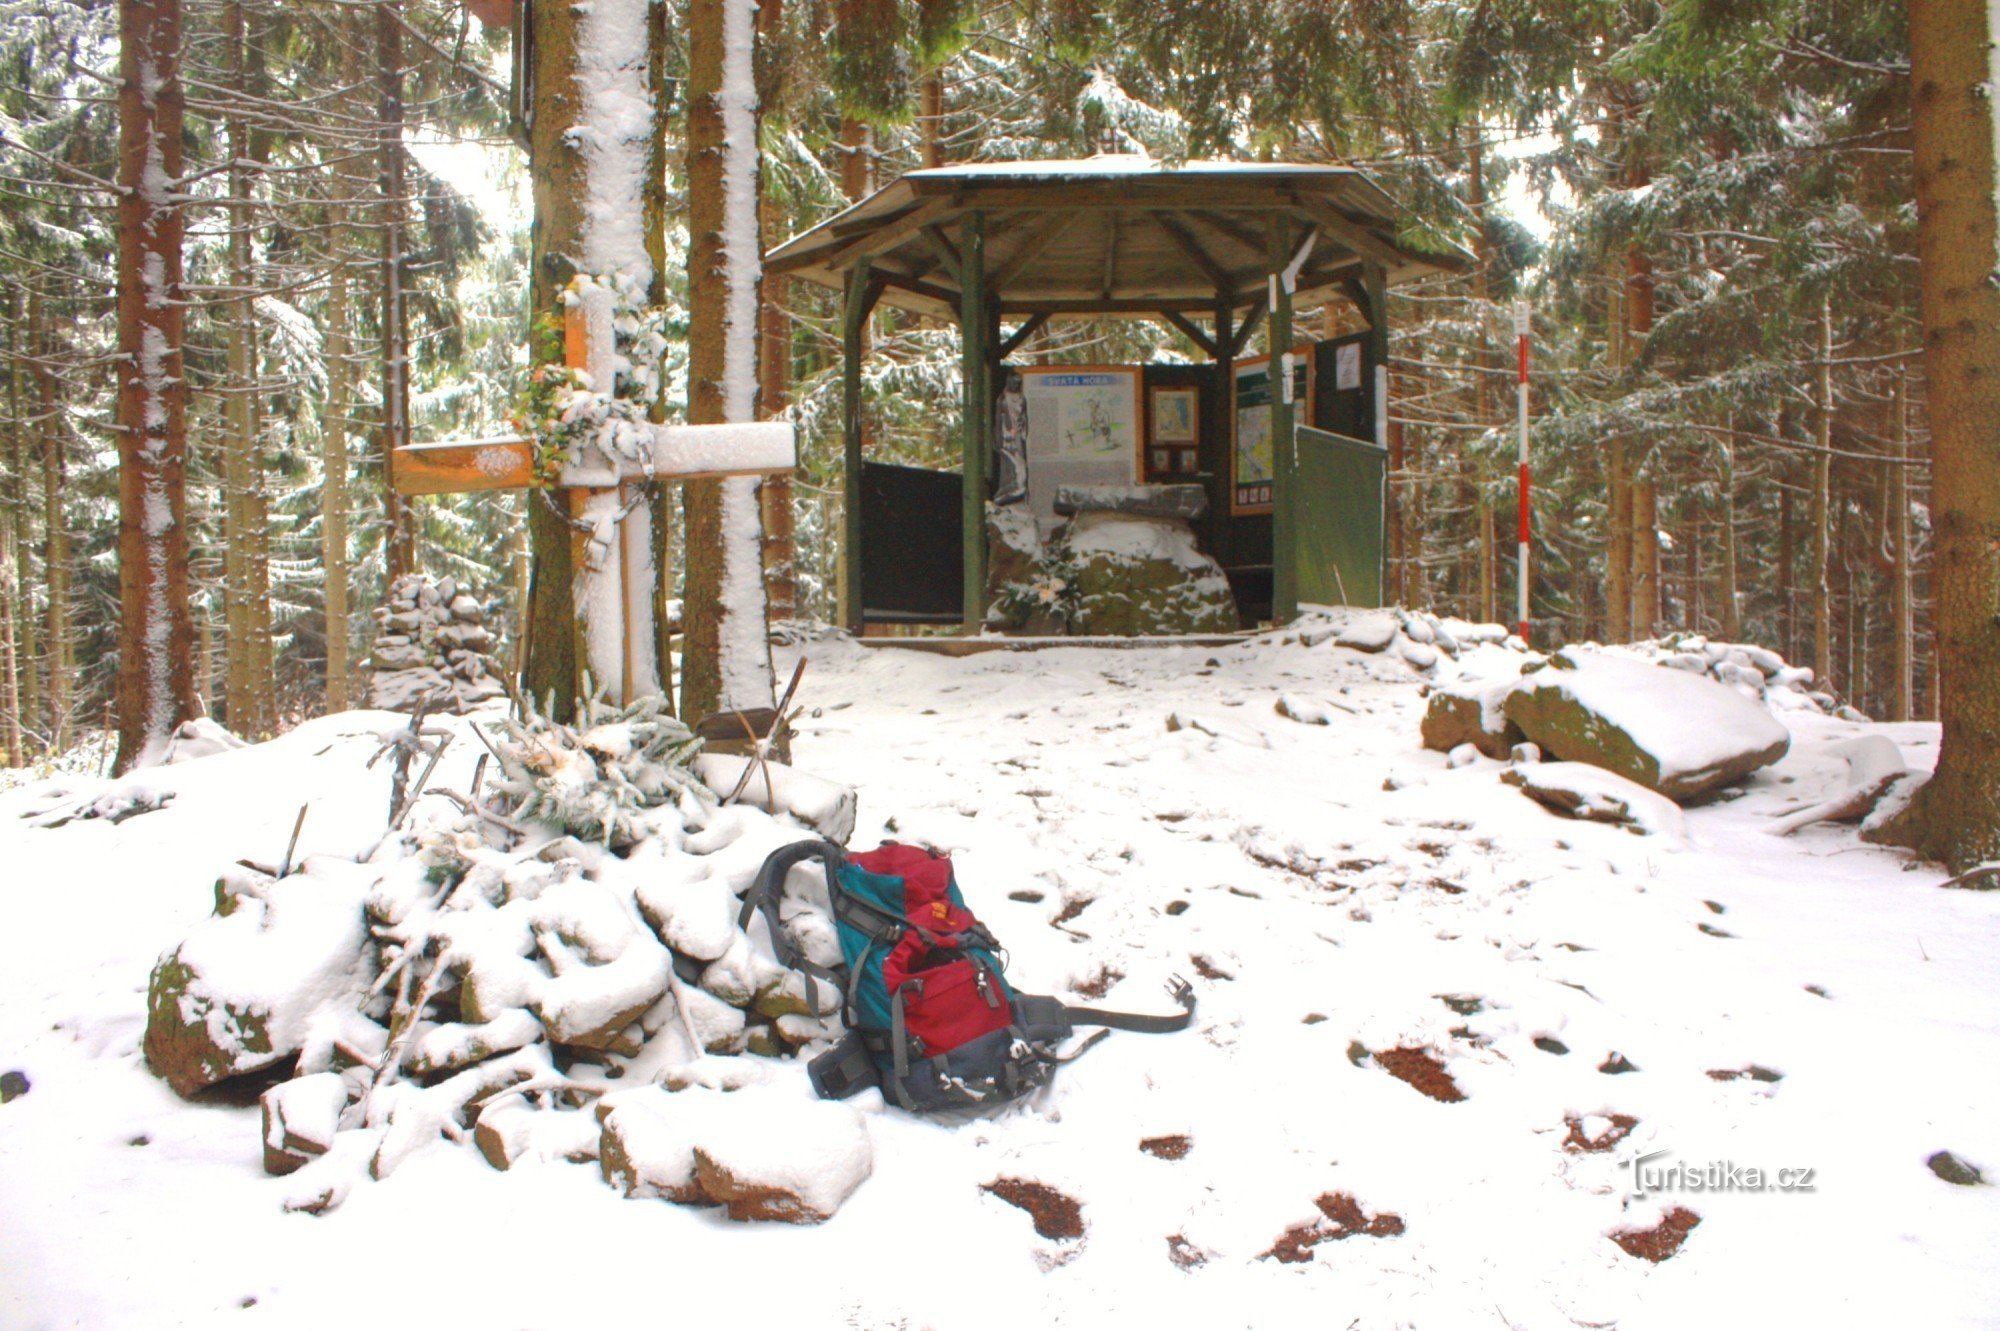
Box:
[1268,219,1298,626]
[1363,261,1391,600]
[1214,297,1234,532]
[960,210,988,633]
[839,259,871,634]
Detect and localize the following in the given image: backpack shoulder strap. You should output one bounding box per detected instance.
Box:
[737,839,849,1013]
[1014,976,1198,1041]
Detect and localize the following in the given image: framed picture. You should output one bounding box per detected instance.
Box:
[1150,449,1171,473]
[1150,387,1198,446]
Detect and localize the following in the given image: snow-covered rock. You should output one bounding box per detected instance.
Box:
[598,1081,872,1224]
[144,859,380,1098]
[692,754,857,843]
[1503,649,1790,801]
[1421,680,1524,759]
[1501,761,1688,838]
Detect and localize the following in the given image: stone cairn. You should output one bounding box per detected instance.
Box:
[141,694,871,1222]
[365,574,506,714]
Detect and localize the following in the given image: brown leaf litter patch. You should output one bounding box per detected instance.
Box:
[1706,1064,1783,1083]
[1052,896,1093,926]
[1262,1193,1405,1263]
[1562,1113,1638,1153]
[1073,966,1123,1000]
[1611,1206,1701,1262]
[1166,1233,1209,1269]
[984,1178,1084,1240]
[1139,1134,1193,1160]
[1372,1046,1466,1103]
[1189,954,1234,981]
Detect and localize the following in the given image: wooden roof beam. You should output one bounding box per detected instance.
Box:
[919,224,963,284]
[1100,212,1119,301]
[1159,310,1220,359]
[1291,197,1409,272]
[1186,208,1271,264]
[999,312,1051,357]
[769,196,953,275]
[1152,210,1236,300]
[990,212,1070,288]
[1228,292,1268,359]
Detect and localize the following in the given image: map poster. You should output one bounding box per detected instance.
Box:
[1017,367,1142,526]
[1232,352,1312,514]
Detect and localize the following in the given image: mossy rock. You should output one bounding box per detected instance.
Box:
[1065,513,1238,636]
[145,951,280,1099]
[1503,650,1790,801]
[1421,683,1523,759]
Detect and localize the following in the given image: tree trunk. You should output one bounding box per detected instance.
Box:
[1719,434,1741,641]
[1778,473,1796,661]
[0,469,19,766]
[1605,270,1632,642]
[224,0,269,736]
[1469,138,1497,624]
[681,0,777,721]
[1626,247,1660,637]
[758,191,796,626]
[378,0,416,583]
[1889,367,1913,722]
[1873,0,2000,870]
[1632,477,1659,634]
[324,272,353,711]
[1811,295,1835,694]
[113,0,198,771]
[522,0,671,717]
[11,358,40,750]
[920,69,946,168]
[32,300,71,752]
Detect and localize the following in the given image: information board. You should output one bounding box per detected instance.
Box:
[1015,367,1143,526]
[1232,352,1313,515]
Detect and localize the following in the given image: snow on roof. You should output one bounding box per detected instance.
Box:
[904,154,1360,181]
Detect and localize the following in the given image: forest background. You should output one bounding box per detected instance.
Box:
[0,0,1940,759]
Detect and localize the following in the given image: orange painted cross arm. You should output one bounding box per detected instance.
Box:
[390,437,539,496]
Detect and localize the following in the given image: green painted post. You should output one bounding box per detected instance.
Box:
[1363,260,1390,600]
[840,259,871,634]
[1269,221,1298,625]
[960,211,987,632]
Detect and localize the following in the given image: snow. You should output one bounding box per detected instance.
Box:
[3,642,1998,1328]
[562,420,796,487]
[1065,510,1215,572]
[906,155,1362,182]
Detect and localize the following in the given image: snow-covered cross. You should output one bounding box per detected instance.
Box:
[388,282,796,706]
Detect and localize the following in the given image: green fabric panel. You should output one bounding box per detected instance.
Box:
[1295,426,1385,608]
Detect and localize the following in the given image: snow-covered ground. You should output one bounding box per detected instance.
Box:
[3,632,1997,1330]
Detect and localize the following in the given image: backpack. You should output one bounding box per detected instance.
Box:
[738,839,1196,1112]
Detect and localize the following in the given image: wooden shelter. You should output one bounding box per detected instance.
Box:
[764,157,1467,632]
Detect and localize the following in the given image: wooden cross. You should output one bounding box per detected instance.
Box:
[389,284,796,707]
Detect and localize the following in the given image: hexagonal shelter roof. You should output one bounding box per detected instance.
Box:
[763,156,1467,320]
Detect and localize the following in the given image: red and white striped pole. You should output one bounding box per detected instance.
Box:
[1514,299,1532,644]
